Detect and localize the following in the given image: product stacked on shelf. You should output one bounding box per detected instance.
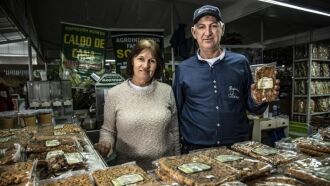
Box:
[291,42,330,129]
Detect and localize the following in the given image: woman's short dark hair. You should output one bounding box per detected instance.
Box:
[126,39,163,79]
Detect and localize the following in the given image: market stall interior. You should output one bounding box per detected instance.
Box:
[0,0,330,185]
[0,0,330,162]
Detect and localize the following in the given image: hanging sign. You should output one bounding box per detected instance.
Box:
[61,23,107,88]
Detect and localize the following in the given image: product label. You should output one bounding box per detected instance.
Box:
[278,150,298,160]
[64,152,83,165]
[54,131,67,136]
[252,147,277,156]
[111,174,144,186]
[54,124,64,129]
[178,162,211,174]
[215,155,244,163]
[257,77,273,89]
[45,139,61,147]
[0,137,10,143]
[46,150,64,160]
[313,166,330,181]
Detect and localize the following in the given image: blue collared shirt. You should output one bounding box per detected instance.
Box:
[173,50,267,146]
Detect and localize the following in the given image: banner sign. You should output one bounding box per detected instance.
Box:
[111,30,163,78]
[61,23,107,88]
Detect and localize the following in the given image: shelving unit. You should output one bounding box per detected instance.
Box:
[291,43,330,129]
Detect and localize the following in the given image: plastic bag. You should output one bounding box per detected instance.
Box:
[252,63,277,102]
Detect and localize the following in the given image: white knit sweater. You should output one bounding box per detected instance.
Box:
[99,80,180,169]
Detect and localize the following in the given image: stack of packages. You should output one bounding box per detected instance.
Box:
[154,152,239,185]
[0,123,106,185]
[0,161,34,186]
[39,170,93,186]
[319,127,330,141]
[283,156,330,185]
[92,163,159,186]
[292,137,330,157]
[231,141,304,166]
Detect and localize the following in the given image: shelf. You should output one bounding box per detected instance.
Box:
[294,58,308,62]
[293,77,308,80]
[293,112,330,116]
[294,94,330,98]
[311,77,330,80]
[295,58,330,62]
[311,111,330,116]
[293,77,330,80]
[312,58,330,62]
[311,94,330,97]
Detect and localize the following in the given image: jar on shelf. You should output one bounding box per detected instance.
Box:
[19,110,37,127]
[37,109,53,125]
[0,111,18,129]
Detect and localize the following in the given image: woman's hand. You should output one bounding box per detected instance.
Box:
[94,141,113,157]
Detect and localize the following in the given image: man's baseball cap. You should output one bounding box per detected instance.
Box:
[193,5,222,24]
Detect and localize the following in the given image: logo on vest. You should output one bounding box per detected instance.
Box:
[228,86,240,99]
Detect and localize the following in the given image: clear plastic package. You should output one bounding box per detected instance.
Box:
[153,153,239,186]
[284,156,330,185]
[92,162,158,186]
[252,63,277,102]
[231,141,303,166]
[38,170,93,186]
[190,147,272,180]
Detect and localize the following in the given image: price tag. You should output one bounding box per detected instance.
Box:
[54,124,64,129]
[178,162,211,174]
[111,174,144,186]
[45,139,60,147]
[215,155,243,163]
[46,150,64,160]
[64,153,83,165]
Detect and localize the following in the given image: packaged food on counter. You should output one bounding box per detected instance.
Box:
[191,147,272,180]
[26,136,82,154]
[0,161,34,186]
[251,63,277,102]
[275,137,300,152]
[154,168,179,185]
[37,152,88,180]
[319,126,330,141]
[37,124,82,136]
[231,141,303,166]
[154,153,239,186]
[284,156,330,186]
[244,174,306,186]
[39,170,93,186]
[0,143,23,165]
[292,137,330,156]
[92,163,158,186]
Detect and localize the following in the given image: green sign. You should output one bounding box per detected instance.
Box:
[111,31,163,78]
[61,23,107,88]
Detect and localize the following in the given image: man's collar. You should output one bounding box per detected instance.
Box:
[197,48,225,61]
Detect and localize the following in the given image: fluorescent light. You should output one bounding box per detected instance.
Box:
[258,0,330,17]
[105,59,115,62]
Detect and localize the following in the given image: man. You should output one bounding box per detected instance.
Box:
[173,5,280,154]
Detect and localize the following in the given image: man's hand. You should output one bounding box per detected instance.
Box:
[251,79,280,105]
[94,141,113,157]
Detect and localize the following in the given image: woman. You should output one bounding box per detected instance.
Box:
[95,39,180,170]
